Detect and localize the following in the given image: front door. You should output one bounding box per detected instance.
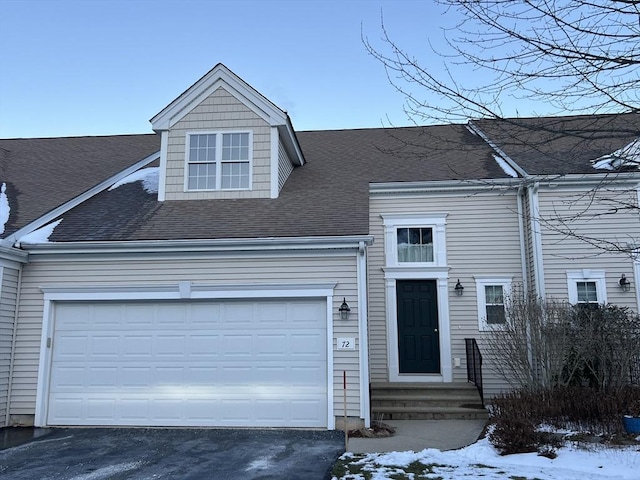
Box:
[396,280,440,374]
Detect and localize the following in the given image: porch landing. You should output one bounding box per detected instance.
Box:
[370,382,488,421]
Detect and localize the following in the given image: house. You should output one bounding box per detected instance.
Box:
[0,64,638,430]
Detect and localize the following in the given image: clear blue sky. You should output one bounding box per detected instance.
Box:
[0,0,459,138]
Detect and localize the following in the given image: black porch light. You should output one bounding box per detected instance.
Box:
[619,274,631,292]
[339,298,351,320]
[454,279,464,296]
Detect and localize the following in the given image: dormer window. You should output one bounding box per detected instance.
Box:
[186,131,252,191]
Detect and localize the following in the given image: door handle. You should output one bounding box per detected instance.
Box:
[434,328,438,333]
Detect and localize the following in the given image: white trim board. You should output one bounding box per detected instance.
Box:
[35,283,339,429]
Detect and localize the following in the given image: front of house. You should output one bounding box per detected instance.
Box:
[0,64,638,430]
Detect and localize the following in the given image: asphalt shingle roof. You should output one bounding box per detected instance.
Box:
[43,124,501,242]
[4,113,636,243]
[472,113,640,175]
[0,134,160,237]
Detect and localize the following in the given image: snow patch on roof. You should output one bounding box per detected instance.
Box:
[0,183,10,235]
[18,219,63,245]
[592,138,640,171]
[493,155,519,178]
[109,167,159,194]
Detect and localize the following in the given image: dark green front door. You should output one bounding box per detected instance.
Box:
[396,280,440,374]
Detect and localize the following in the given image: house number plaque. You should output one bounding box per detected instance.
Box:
[337,337,356,350]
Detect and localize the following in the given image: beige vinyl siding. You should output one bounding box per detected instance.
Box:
[164,87,272,200]
[369,189,524,399]
[12,252,362,422]
[0,266,19,425]
[278,140,294,192]
[538,186,640,310]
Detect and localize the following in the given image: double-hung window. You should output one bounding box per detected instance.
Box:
[567,270,606,305]
[187,131,251,191]
[476,278,511,330]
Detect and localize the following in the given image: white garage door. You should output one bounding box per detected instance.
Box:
[47,298,327,427]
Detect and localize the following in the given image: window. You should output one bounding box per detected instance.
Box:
[382,214,447,267]
[576,281,598,304]
[397,227,433,262]
[476,278,512,330]
[186,132,251,191]
[567,270,606,305]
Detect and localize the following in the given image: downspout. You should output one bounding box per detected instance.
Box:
[518,185,535,384]
[5,264,23,427]
[356,241,371,428]
[517,186,528,294]
[529,182,545,298]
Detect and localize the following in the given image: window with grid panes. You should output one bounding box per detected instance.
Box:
[187,132,250,190]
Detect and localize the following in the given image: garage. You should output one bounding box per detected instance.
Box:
[45,298,328,427]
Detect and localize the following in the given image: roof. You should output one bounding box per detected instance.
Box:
[0,134,160,237]
[38,124,502,242]
[471,113,640,175]
[4,113,636,245]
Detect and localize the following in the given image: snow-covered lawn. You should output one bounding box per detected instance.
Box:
[333,436,640,479]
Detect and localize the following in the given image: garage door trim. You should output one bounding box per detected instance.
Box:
[36,283,337,429]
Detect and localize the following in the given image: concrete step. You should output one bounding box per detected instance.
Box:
[371,394,481,409]
[370,382,487,420]
[371,406,489,421]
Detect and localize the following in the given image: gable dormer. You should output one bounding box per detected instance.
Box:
[151,64,304,201]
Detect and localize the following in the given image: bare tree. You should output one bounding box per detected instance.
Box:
[364,0,639,124]
[363,0,640,255]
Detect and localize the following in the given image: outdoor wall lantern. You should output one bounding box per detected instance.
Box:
[339,298,351,320]
[619,274,631,292]
[454,279,464,296]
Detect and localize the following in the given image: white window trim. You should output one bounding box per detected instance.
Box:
[475,277,512,331]
[184,130,253,192]
[381,213,447,267]
[566,269,607,305]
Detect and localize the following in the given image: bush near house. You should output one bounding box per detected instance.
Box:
[485,298,640,454]
[489,385,640,455]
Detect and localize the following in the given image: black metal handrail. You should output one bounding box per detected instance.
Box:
[465,338,484,407]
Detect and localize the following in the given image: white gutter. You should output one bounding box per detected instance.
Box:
[3,151,160,248]
[356,240,371,427]
[0,245,28,263]
[371,178,520,195]
[20,235,375,255]
[528,182,545,298]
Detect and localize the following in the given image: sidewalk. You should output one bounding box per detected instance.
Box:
[348,419,487,453]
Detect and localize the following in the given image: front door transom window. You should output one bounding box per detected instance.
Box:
[397,227,433,263]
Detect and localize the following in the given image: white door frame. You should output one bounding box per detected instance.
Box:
[384,269,452,382]
[35,282,337,428]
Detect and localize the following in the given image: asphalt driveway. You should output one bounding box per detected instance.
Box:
[0,427,344,480]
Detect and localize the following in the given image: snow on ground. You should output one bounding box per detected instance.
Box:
[17,219,62,244]
[108,167,159,194]
[0,182,10,234]
[335,437,640,480]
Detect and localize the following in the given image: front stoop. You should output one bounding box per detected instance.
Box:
[370,382,489,420]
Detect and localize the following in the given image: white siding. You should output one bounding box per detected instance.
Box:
[13,252,362,424]
[369,190,524,398]
[0,266,19,426]
[164,87,272,200]
[538,185,640,310]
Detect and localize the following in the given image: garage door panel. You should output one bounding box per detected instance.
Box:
[48,299,328,427]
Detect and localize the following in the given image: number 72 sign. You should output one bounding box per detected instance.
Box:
[336,337,356,350]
